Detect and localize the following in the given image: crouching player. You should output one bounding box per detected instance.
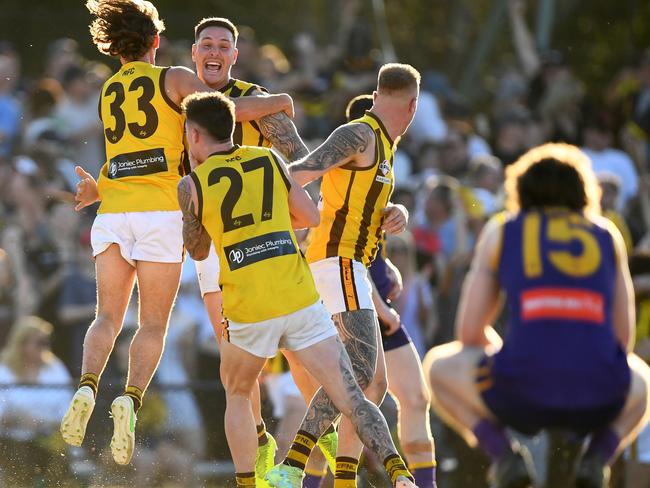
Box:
[424,143,650,488]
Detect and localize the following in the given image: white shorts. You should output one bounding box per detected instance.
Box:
[195,242,221,297]
[309,257,374,315]
[91,210,183,267]
[264,371,302,418]
[223,301,337,358]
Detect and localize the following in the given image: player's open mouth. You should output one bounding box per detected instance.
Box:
[205,61,223,74]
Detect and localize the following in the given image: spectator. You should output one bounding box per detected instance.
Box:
[598,171,633,253]
[0,53,21,162]
[581,110,639,211]
[0,316,73,486]
[56,64,104,177]
[386,231,436,355]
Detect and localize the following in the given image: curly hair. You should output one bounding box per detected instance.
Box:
[86,0,165,61]
[504,143,601,215]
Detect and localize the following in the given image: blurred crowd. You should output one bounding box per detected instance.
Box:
[2,1,650,486]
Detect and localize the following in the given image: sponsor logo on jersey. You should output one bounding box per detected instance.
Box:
[224,230,297,271]
[520,287,605,324]
[107,148,168,179]
[376,160,391,184]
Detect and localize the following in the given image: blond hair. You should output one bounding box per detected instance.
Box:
[0,316,55,380]
[377,63,420,94]
[504,143,601,215]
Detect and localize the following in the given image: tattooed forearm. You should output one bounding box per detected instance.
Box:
[178,177,212,261]
[258,112,309,161]
[288,123,374,184]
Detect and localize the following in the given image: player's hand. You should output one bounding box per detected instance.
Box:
[74,166,99,211]
[381,203,408,234]
[385,258,403,300]
[382,307,401,336]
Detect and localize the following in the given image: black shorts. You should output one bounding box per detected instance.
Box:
[380,320,412,352]
[477,356,627,436]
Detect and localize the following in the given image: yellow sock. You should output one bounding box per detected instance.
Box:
[384,454,414,485]
[284,430,317,470]
[79,372,99,397]
[334,456,359,487]
[236,471,256,487]
[124,385,143,413]
[257,421,269,447]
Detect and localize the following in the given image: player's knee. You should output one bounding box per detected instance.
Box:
[138,319,168,336]
[425,343,460,390]
[93,313,121,336]
[222,375,255,397]
[365,369,388,404]
[400,384,431,412]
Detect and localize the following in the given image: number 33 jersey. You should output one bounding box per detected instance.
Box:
[493,209,629,408]
[191,145,319,323]
[97,62,186,214]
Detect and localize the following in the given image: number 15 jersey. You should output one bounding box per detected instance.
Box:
[494,209,630,408]
[191,145,319,323]
[97,61,187,214]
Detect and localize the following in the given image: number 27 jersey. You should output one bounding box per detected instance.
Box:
[97,61,186,214]
[191,145,319,323]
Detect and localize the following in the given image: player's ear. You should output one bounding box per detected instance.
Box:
[232,47,239,65]
[191,43,197,62]
[373,90,378,102]
[153,34,160,50]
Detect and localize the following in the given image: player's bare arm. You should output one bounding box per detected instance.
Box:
[258,111,309,161]
[165,66,294,121]
[178,175,211,260]
[609,220,635,351]
[456,216,504,350]
[288,122,375,186]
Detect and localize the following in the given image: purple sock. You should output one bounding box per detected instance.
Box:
[413,465,437,487]
[303,473,325,488]
[586,428,620,463]
[472,419,511,462]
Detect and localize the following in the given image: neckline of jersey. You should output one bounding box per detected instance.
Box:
[364,111,394,147]
[218,78,237,93]
[120,60,151,70]
[209,144,240,157]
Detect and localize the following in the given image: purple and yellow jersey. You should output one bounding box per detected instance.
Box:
[492,208,630,408]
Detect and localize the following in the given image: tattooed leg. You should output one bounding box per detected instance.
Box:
[293,334,399,462]
[293,309,379,437]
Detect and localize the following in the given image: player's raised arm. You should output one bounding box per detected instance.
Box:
[178,174,212,260]
[165,65,294,122]
[258,111,309,161]
[288,122,375,186]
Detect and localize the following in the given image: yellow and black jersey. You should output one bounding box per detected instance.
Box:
[191,145,319,323]
[220,78,272,148]
[97,61,188,214]
[307,111,396,267]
